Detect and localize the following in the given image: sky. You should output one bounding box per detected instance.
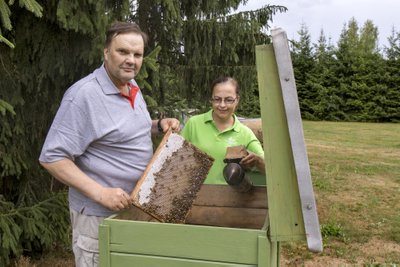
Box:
[238,0,400,49]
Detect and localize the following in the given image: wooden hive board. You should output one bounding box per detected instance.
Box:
[130,130,214,223]
[119,184,268,229]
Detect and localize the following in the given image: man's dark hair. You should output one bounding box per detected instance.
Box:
[105,21,148,48]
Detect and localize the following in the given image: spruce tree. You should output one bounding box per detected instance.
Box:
[311,30,340,120]
[357,20,387,121]
[383,28,400,121]
[291,23,317,119]
[131,0,287,118]
[0,1,130,264]
[0,0,43,48]
[333,18,385,121]
[0,0,43,122]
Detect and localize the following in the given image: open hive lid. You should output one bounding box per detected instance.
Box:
[130,130,214,223]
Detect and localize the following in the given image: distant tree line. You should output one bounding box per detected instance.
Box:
[291,18,400,122]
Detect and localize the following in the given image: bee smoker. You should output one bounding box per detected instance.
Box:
[222,146,253,192]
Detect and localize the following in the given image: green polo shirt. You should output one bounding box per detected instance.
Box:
[181,110,264,184]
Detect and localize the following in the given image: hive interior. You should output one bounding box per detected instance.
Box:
[131,131,214,223]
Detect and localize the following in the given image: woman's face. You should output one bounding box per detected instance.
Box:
[211,81,239,122]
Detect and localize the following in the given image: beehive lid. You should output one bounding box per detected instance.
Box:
[130,130,214,223]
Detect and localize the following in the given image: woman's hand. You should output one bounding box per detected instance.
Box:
[240,151,265,174]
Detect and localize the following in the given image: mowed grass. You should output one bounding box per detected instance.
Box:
[282,121,400,265]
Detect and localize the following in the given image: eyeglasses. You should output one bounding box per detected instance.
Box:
[210,97,237,105]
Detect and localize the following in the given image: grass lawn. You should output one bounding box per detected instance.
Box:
[15,121,400,266]
[281,121,400,265]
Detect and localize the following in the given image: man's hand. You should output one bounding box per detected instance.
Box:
[40,159,135,212]
[97,187,133,211]
[152,118,181,135]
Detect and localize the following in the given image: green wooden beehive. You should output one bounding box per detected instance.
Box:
[99,28,322,267]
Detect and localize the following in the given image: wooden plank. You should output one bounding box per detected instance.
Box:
[193,185,267,208]
[257,235,271,267]
[116,184,268,229]
[186,206,268,229]
[99,224,110,267]
[110,253,255,267]
[256,44,305,241]
[116,205,159,222]
[270,241,280,267]
[271,28,323,252]
[103,219,263,264]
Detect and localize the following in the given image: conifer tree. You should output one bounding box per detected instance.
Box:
[357,20,388,121]
[383,28,400,121]
[131,0,287,118]
[333,18,385,121]
[386,27,400,61]
[288,18,395,122]
[311,30,340,120]
[0,0,43,48]
[0,1,131,264]
[291,23,317,119]
[0,0,43,125]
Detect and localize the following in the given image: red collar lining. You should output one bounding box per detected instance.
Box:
[120,83,140,109]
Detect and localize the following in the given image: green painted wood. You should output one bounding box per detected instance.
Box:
[110,253,256,267]
[255,44,305,241]
[257,235,270,267]
[257,236,280,267]
[99,224,110,267]
[270,242,280,267]
[247,172,266,186]
[102,219,265,264]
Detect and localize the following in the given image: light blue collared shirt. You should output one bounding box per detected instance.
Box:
[39,64,153,216]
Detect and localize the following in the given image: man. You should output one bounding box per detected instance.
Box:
[39,21,180,266]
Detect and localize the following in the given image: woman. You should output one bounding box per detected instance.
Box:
[181,77,265,184]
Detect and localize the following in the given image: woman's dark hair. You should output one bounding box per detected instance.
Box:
[105,21,148,48]
[210,77,240,96]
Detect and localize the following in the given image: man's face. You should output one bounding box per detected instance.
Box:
[103,32,144,90]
